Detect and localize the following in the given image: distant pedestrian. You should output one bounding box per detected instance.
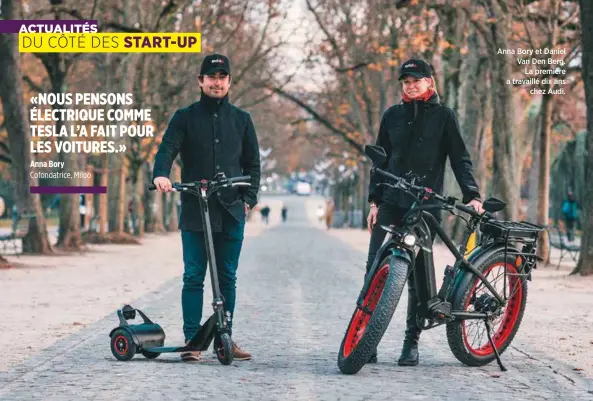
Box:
[562,191,579,241]
[260,205,270,225]
[79,195,87,229]
[281,206,288,222]
[324,199,334,230]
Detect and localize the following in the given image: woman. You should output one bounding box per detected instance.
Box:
[366,58,484,366]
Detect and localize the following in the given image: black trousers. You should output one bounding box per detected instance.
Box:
[565,218,576,241]
[365,203,439,341]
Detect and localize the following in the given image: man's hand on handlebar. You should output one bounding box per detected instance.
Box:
[153,177,173,192]
[466,198,484,215]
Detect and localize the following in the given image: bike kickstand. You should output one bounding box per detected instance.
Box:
[485,319,507,372]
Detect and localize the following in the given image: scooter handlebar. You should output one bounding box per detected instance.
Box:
[148,175,250,192]
[228,175,251,183]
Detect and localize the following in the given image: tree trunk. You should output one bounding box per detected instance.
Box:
[166,162,180,232]
[99,155,108,235]
[154,190,165,233]
[143,162,155,233]
[82,164,93,230]
[165,192,177,232]
[359,160,370,229]
[107,0,139,237]
[108,156,127,234]
[130,163,145,237]
[481,2,519,221]
[55,119,83,250]
[0,0,52,255]
[536,94,553,262]
[443,31,488,242]
[527,115,541,223]
[44,44,81,249]
[572,0,593,275]
[107,54,135,235]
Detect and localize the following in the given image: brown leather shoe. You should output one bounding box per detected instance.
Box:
[232,342,252,361]
[181,350,201,361]
[181,341,201,361]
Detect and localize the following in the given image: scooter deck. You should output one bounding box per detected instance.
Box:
[144,315,219,353]
[145,345,203,353]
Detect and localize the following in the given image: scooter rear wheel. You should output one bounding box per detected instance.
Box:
[110,329,137,361]
[216,333,234,365]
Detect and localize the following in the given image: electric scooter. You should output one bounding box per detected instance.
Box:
[109,173,251,365]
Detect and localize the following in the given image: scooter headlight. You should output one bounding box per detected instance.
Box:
[403,234,416,247]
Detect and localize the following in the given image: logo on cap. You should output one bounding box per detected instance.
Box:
[404,63,417,68]
[211,58,224,64]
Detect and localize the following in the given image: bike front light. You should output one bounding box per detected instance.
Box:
[403,234,416,247]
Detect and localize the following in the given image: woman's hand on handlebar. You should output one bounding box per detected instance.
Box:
[153,177,173,192]
[466,198,484,214]
[367,203,378,234]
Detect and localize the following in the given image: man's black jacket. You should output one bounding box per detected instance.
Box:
[368,94,480,211]
[152,94,261,232]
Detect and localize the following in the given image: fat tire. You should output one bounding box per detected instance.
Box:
[338,255,408,374]
[446,251,528,366]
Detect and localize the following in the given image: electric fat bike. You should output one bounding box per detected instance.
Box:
[337,145,544,374]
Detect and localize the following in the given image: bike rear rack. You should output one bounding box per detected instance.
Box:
[480,220,545,280]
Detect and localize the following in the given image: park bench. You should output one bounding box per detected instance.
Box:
[548,225,580,268]
[0,212,35,257]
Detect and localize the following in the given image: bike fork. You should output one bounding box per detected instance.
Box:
[484,319,507,371]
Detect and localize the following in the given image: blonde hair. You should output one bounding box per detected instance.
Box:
[427,76,438,95]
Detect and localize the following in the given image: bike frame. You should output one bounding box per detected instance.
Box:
[367,210,502,324]
[361,198,540,330]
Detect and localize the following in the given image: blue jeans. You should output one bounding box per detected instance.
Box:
[181,212,245,342]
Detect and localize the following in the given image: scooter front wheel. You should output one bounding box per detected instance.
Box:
[216,333,234,365]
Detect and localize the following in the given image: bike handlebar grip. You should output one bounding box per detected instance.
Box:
[148,184,156,191]
[375,168,401,183]
[228,175,251,183]
[455,203,479,216]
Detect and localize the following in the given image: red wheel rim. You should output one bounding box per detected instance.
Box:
[462,262,523,357]
[343,263,389,357]
[114,334,129,355]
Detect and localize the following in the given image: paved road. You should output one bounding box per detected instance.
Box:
[1,196,592,400]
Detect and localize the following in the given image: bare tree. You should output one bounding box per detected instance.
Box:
[467,0,519,221]
[513,0,582,261]
[572,0,593,275]
[0,0,52,261]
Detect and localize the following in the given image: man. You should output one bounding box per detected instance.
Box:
[152,54,261,362]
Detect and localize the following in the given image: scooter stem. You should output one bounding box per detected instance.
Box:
[199,184,227,330]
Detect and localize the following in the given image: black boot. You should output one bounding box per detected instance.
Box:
[398,276,421,366]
